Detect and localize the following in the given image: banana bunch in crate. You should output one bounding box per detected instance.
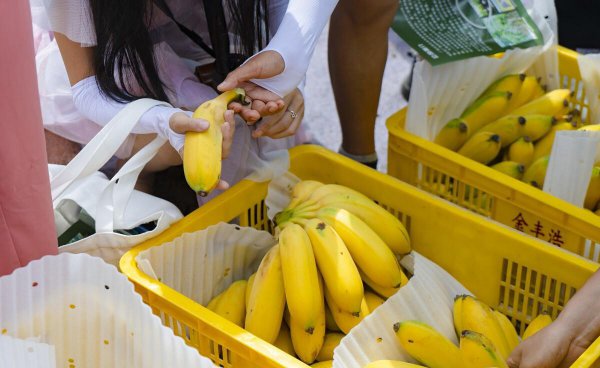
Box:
[363,295,553,368]
[435,73,600,213]
[205,181,411,365]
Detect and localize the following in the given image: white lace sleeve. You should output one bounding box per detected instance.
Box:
[31,0,97,46]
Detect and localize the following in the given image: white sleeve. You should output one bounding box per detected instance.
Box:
[71,76,187,152]
[34,0,97,46]
[249,0,339,97]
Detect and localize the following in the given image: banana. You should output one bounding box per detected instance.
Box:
[477,115,526,147]
[434,119,470,151]
[461,296,511,358]
[364,361,426,368]
[287,180,325,210]
[531,80,547,99]
[493,310,520,351]
[522,156,550,189]
[325,307,341,332]
[245,272,256,309]
[326,289,369,334]
[580,124,600,132]
[507,136,534,167]
[304,219,364,314]
[521,115,555,141]
[584,167,600,211]
[453,295,465,338]
[183,88,245,195]
[393,320,465,368]
[289,273,326,364]
[522,313,553,340]
[279,224,323,334]
[511,89,572,117]
[207,291,223,311]
[460,330,508,368]
[274,324,295,356]
[481,73,525,99]
[208,280,247,327]
[245,246,286,344]
[317,207,406,288]
[361,269,403,298]
[458,132,502,164]
[532,121,577,161]
[364,291,386,311]
[311,361,333,368]
[491,161,525,180]
[460,91,513,134]
[316,332,345,361]
[505,75,542,113]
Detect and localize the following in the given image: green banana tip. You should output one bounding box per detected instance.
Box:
[517,164,525,173]
[458,122,468,133]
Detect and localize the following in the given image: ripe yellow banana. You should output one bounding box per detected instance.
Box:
[460,296,511,358]
[511,89,572,117]
[453,295,465,338]
[507,136,534,167]
[460,330,508,368]
[477,115,526,147]
[361,269,404,298]
[532,121,577,161]
[584,167,600,211]
[364,361,426,368]
[245,246,286,344]
[311,361,333,368]
[279,224,323,334]
[460,91,513,134]
[491,161,525,180]
[317,207,406,288]
[304,219,364,314]
[183,88,245,195]
[458,132,502,164]
[325,307,341,332]
[393,320,465,368]
[208,280,247,327]
[482,73,525,99]
[287,180,325,210]
[531,80,547,99]
[274,324,295,356]
[245,272,255,309]
[493,310,520,351]
[364,291,386,311]
[316,332,345,362]
[579,124,600,132]
[521,115,555,141]
[434,119,470,151]
[207,291,223,311]
[522,312,553,340]
[505,75,542,113]
[326,289,369,334]
[522,156,550,189]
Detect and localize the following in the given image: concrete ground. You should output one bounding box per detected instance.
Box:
[301,26,413,172]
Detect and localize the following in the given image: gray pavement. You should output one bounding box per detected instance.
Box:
[302,26,413,172]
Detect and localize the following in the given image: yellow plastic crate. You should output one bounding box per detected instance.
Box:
[121,145,600,367]
[387,46,600,262]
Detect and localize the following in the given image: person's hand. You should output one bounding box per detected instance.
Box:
[218,51,286,123]
[252,89,304,139]
[169,110,236,191]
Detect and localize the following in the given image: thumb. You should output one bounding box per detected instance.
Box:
[507,348,522,368]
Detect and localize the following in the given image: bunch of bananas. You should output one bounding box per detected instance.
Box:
[205,181,411,365]
[371,295,553,367]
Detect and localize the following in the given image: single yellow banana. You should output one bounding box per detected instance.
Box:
[460,296,511,358]
[274,324,295,356]
[531,80,547,99]
[393,320,465,368]
[521,115,555,141]
[522,313,553,340]
[245,272,256,309]
[326,289,369,334]
[458,132,502,164]
[316,332,345,362]
[317,207,406,288]
[522,156,550,189]
[580,124,600,132]
[279,224,323,334]
[505,75,542,113]
[491,161,525,180]
[325,307,341,332]
[532,121,577,161]
[209,280,247,327]
[364,361,426,368]
[245,246,286,344]
[507,136,534,167]
[304,219,364,314]
[493,310,520,351]
[453,295,465,338]
[460,330,508,368]
[584,167,600,211]
[364,291,386,311]
[460,91,513,134]
[311,361,333,368]
[361,269,403,298]
[289,273,326,364]
[434,119,470,151]
[287,180,325,210]
[183,88,245,195]
[477,115,526,147]
[481,73,525,99]
[207,291,223,311]
[511,89,572,117]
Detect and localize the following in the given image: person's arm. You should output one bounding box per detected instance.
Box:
[507,269,600,368]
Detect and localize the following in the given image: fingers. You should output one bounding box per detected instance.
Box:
[169,112,209,134]
[271,109,303,139]
[507,348,522,368]
[217,51,285,92]
[221,110,236,159]
[261,91,304,138]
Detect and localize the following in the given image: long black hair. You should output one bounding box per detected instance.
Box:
[90,0,270,103]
